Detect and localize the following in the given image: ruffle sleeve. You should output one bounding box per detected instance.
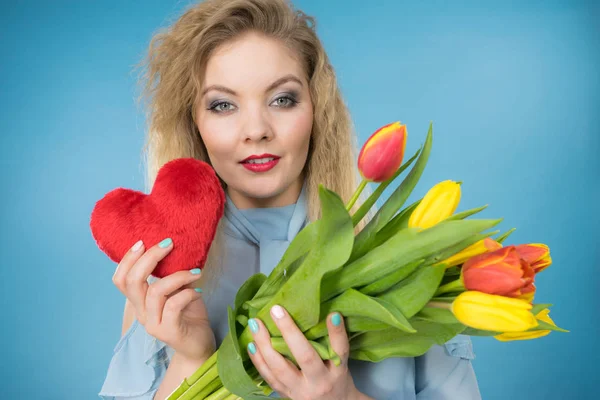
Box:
[98,319,174,399]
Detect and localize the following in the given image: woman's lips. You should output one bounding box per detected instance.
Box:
[240,158,280,172]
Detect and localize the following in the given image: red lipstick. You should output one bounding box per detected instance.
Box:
[240,153,280,173]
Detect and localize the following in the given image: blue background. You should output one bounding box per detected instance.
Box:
[1,0,598,398]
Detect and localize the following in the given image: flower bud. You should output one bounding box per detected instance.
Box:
[439,237,502,268]
[451,291,538,332]
[494,308,555,341]
[515,243,552,273]
[461,246,535,297]
[357,121,407,182]
[408,180,461,229]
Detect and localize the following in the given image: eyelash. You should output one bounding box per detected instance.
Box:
[207,95,299,114]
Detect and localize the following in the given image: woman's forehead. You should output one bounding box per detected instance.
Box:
[203,34,306,92]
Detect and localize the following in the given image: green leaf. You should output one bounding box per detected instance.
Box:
[378,264,446,318]
[358,259,424,296]
[445,205,488,221]
[371,200,421,248]
[252,221,318,300]
[496,228,516,244]
[227,306,242,357]
[236,314,248,327]
[345,316,390,333]
[321,218,502,301]
[350,122,433,262]
[461,327,501,336]
[528,319,569,333]
[415,307,460,324]
[217,333,270,399]
[235,273,267,312]
[351,148,420,227]
[270,337,340,367]
[422,230,499,266]
[257,185,355,335]
[304,289,414,340]
[429,296,459,302]
[244,296,272,315]
[444,266,461,276]
[531,303,553,315]
[349,319,465,361]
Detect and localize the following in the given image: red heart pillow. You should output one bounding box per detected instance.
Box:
[90,158,225,278]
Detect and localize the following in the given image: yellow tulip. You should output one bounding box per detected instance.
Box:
[494,309,556,341]
[438,237,502,268]
[408,180,461,229]
[451,291,538,332]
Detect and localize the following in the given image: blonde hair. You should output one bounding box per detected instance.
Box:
[134,0,374,294]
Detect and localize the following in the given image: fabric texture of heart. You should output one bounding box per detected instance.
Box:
[90,158,225,278]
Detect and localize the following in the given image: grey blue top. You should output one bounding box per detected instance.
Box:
[99,183,482,399]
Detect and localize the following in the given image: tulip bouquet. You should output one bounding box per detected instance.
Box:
[166,122,566,400]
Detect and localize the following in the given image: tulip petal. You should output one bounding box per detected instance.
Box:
[408,180,461,229]
[358,122,407,182]
[451,291,538,332]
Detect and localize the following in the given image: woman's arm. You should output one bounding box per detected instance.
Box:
[122,299,136,337]
[154,352,213,400]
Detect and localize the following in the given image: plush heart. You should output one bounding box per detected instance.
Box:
[90,158,225,278]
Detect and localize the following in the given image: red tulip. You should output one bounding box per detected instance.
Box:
[357,121,407,182]
[461,246,535,297]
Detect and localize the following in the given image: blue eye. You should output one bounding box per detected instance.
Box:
[271,95,298,108]
[207,94,298,114]
[208,101,235,113]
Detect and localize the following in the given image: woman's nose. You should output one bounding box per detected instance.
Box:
[242,108,274,142]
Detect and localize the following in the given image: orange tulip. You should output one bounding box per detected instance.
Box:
[357,121,407,182]
[462,246,535,297]
[515,243,552,273]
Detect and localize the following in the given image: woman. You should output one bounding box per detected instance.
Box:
[100,0,481,399]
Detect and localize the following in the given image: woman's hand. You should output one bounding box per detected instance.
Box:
[112,238,216,364]
[246,305,368,400]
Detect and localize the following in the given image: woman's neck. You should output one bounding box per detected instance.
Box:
[227,176,304,210]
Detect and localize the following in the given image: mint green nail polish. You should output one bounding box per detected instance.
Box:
[332,313,341,326]
[248,342,257,355]
[190,268,201,275]
[158,238,172,248]
[248,318,259,334]
[194,288,203,293]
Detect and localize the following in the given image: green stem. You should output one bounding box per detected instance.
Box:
[434,278,465,296]
[427,301,452,310]
[190,375,222,399]
[203,386,231,400]
[345,179,368,211]
[178,365,219,400]
[166,352,218,400]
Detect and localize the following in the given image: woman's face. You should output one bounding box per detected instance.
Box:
[195,32,313,209]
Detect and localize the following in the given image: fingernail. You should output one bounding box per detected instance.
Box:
[190,268,202,275]
[158,238,172,248]
[271,305,285,319]
[248,318,259,334]
[194,288,203,293]
[332,313,342,326]
[131,240,143,252]
[248,342,257,355]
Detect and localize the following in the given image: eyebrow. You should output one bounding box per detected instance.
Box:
[201,74,303,97]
